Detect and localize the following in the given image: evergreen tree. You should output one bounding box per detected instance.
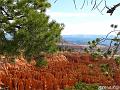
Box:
[0,0,64,59]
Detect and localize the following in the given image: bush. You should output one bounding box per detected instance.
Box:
[74,82,99,90]
[115,56,120,65]
[85,24,120,59]
[35,57,48,67]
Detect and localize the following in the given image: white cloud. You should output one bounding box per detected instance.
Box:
[47,11,96,17]
[61,19,120,35]
[46,11,120,35]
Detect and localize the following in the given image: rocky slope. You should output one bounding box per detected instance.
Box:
[0,52,120,90]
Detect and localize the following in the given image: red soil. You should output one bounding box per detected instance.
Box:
[0,52,120,90]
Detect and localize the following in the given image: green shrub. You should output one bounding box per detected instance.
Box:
[91,52,102,60]
[115,56,120,65]
[100,64,112,76]
[100,64,110,72]
[74,82,99,90]
[64,87,74,90]
[35,57,48,67]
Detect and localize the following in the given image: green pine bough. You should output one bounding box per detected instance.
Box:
[0,0,64,63]
[84,24,120,60]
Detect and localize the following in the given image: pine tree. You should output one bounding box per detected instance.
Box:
[0,0,64,59]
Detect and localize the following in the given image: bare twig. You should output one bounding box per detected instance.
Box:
[87,0,89,6]
[100,30,120,43]
[54,0,58,3]
[1,6,10,17]
[81,0,86,9]
[101,6,106,12]
[73,0,77,9]
[91,0,94,4]
[91,0,93,5]
[53,0,120,15]
[96,7,103,15]
[100,0,109,13]
[106,40,113,53]
[104,0,109,9]
[95,0,103,9]
[91,0,96,10]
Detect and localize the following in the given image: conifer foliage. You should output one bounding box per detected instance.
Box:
[0,0,64,58]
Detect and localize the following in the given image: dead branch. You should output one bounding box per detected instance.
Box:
[107,3,120,15]
[73,0,77,9]
[53,0,120,15]
[81,0,86,9]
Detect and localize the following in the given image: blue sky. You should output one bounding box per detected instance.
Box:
[47,0,120,35]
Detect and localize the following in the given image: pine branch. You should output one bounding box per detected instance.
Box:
[0,6,13,20]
